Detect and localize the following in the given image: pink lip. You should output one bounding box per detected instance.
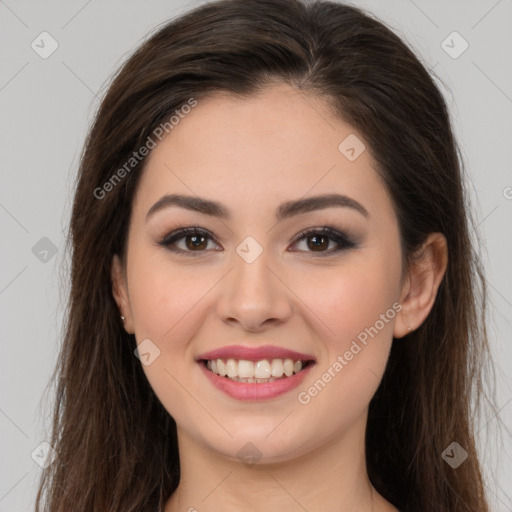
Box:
[198,360,315,401]
[196,344,316,363]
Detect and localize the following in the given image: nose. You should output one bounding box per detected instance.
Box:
[215,247,293,332]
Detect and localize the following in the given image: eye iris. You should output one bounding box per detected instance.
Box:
[308,234,329,251]
[185,234,207,250]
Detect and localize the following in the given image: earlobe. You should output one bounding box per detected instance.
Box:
[393,233,448,339]
[111,254,134,333]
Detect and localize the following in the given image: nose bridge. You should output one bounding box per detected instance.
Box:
[231,239,276,305]
[235,242,272,292]
[216,237,292,329]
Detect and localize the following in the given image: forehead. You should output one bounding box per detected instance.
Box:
[133,84,393,223]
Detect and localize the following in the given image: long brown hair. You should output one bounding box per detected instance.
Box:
[35,1,497,510]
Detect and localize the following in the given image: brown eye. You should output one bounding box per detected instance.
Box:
[159,227,219,255]
[185,234,208,250]
[291,227,357,255]
[306,234,330,252]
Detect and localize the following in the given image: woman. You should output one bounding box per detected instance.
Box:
[35,0,495,510]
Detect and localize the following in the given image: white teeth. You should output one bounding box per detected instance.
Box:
[238,360,254,378]
[283,359,294,377]
[254,360,271,379]
[271,359,284,377]
[205,357,309,381]
[217,359,227,376]
[226,359,237,378]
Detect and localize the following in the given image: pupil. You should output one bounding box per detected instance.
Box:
[186,235,207,250]
[309,235,328,251]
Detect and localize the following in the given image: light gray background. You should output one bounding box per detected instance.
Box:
[0,0,511,510]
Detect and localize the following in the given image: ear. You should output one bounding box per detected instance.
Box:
[111,254,135,334]
[394,232,448,338]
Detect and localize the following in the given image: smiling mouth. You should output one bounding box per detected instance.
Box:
[200,358,315,383]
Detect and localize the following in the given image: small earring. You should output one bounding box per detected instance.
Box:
[407,326,412,332]
[120,315,125,324]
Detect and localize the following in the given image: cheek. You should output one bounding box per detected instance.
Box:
[292,256,400,433]
[306,255,400,347]
[126,252,214,422]
[127,249,215,342]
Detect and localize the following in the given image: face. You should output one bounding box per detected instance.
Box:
[112,83,409,463]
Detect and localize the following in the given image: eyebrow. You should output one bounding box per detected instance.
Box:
[145,192,369,223]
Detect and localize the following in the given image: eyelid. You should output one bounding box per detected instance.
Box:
[289,226,357,255]
[158,225,357,256]
[159,225,220,255]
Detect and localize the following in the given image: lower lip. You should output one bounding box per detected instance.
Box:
[199,361,315,401]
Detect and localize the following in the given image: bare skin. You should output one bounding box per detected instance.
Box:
[111,83,447,512]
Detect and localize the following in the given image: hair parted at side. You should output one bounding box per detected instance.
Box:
[35,1,497,511]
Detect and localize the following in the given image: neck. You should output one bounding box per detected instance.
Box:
[165,410,397,512]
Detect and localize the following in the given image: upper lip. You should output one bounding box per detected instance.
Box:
[196,345,316,362]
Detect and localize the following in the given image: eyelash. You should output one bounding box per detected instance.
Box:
[158,225,357,257]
